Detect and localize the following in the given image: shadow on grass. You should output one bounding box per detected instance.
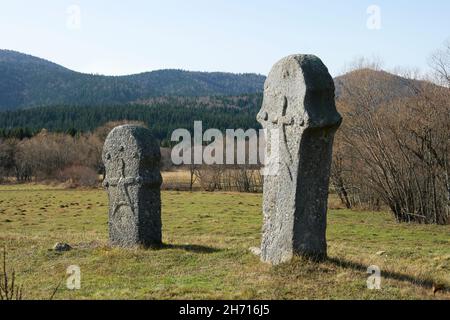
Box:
[158,243,221,254]
[327,256,449,293]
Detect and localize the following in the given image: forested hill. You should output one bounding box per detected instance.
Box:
[0,50,266,110]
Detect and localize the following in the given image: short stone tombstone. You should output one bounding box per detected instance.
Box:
[257,54,342,265]
[102,125,162,247]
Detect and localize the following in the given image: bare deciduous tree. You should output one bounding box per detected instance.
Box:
[429,39,450,87]
[333,64,450,224]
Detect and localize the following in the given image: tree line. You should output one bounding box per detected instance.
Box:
[0,95,263,145]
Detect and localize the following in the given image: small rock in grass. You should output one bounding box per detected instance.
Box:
[53,243,72,252]
[376,251,386,256]
[249,247,261,256]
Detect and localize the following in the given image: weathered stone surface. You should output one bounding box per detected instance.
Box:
[102,125,162,247]
[257,54,342,265]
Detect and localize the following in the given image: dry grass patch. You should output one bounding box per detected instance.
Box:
[0,185,448,299]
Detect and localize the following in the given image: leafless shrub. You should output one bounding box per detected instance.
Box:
[195,165,224,191]
[333,66,450,224]
[58,165,99,187]
[0,246,23,300]
[222,166,262,193]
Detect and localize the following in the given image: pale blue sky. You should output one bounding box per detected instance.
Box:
[1,0,449,76]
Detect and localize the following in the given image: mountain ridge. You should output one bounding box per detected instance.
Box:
[0,50,434,111]
[0,50,266,110]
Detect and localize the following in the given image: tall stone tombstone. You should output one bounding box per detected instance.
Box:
[102,125,162,247]
[257,54,342,265]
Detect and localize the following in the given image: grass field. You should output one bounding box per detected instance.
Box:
[0,184,449,300]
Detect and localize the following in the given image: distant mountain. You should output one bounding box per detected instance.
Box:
[333,68,426,105]
[0,49,440,122]
[0,50,266,110]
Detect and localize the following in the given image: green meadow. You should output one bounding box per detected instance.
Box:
[0,185,449,300]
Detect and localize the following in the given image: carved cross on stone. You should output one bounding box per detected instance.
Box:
[258,96,299,180]
[257,54,342,265]
[272,96,295,169]
[107,159,136,216]
[103,125,162,248]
